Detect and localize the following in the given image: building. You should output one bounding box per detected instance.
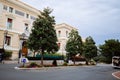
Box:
[55,23,77,55]
[0,0,78,60]
[0,0,39,59]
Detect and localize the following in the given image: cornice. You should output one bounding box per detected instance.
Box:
[5,13,16,19]
[4,0,40,15]
[0,27,22,34]
[55,23,77,31]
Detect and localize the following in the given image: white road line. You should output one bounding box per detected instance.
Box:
[112,71,120,79]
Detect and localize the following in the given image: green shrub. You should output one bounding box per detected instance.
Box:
[27,53,64,60]
[30,62,38,67]
[90,59,96,65]
[63,62,68,66]
[3,51,12,59]
[93,55,112,64]
[28,62,41,68]
[99,56,112,64]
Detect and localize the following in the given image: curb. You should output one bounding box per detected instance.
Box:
[112,71,120,79]
[14,66,64,70]
[14,65,95,70]
[2,61,18,64]
[14,67,45,70]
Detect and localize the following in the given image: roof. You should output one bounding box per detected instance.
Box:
[2,0,40,14]
[55,23,77,31]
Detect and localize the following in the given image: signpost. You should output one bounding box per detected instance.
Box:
[20,57,29,67]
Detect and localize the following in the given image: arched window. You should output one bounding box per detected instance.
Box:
[25,23,29,31]
[58,31,61,37]
[66,31,68,37]
[58,43,61,48]
[5,36,11,46]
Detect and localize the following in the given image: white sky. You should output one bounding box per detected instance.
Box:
[21,0,120,45]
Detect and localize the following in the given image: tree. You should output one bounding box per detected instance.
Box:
[66,29,83,65]
[99,39,120,63]
[83,36,97,65]
[27,8,58,66]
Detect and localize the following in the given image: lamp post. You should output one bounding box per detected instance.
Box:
[3,30,8,49]
[1,30,8,63]
[18,33,25,63]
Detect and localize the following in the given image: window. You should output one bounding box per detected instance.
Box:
[30,16,36,20]
[58,31,61,37]
[25,23,29,31]
[3,5,7,10]
[7,18,13,29]
[58,43,61,48]
[15,10,24,16]
[5,36,11,46]
[9,7,13,13]
[26,14,29,18]
[66,31,68,37]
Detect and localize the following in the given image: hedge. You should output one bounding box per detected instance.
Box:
[3,51,12,59]
[27,54,64,60]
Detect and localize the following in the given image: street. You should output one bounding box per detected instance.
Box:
[0,63,119,80]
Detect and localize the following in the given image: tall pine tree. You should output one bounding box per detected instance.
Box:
[27,8,58,66]
[99,39,120,63]
[83,36,97,65]
[66,29,83,65]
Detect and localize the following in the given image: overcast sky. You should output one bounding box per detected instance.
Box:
[21,0,120,46]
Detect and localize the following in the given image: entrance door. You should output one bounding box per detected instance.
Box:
[22,41,28,57]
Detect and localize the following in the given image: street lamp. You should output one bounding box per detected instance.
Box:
[3,30,8,49]
[18,33,26,63]
[0,30,8,62]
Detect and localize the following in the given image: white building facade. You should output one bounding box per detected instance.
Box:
[0,0,78,59]
[0,0,39,59]
[55,23,77,55]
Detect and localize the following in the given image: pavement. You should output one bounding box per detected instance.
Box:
[1,60,18,64]
[1,60,120,80]
[112,71,120,79]
[0,63,118,80]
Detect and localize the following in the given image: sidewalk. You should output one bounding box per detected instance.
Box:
[1,60,64,65]
[0,60,18,64]
[112,71,120,79]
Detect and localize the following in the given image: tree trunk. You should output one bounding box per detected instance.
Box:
[33,51,36,57]
[73,56,75,65]
[86,59,89,65]
[41,50,44,67]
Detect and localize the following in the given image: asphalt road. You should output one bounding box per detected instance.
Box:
[0,63,119,80]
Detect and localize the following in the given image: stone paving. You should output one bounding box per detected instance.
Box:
[112,71,120,79]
